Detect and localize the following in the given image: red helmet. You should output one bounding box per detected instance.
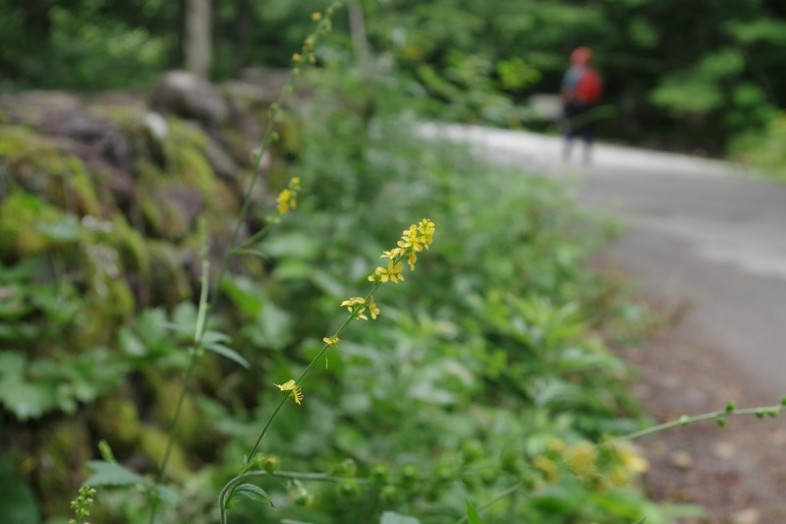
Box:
[570,47,593,65]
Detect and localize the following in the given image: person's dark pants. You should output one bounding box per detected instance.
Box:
[563,103,596,164]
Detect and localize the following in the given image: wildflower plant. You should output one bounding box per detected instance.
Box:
[219,218,435,522]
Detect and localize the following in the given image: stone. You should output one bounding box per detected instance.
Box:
[150,70,229,125]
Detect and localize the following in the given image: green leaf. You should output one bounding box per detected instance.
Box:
[228,483,275,508]
[0,376,57,421]
[0,352,26,377]
[0,463,40,524]
[150,483,179,506]
[465,500,485,524]
[84,460,144,487]
[37,214,80,243]
[204,342,250,369]
[380,512,420,524]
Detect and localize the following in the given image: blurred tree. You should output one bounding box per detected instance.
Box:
[185,0,212,78]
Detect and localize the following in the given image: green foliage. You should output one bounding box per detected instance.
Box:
[0,462,40,524]
[0,45,667,524]
[731,111,786,181]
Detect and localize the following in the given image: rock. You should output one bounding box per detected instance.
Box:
[669,450,695,470]
[150,70,229,125]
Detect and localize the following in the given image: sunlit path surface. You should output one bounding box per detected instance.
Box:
[421,122,786,397]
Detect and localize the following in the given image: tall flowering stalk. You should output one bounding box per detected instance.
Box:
[220,219,436,523]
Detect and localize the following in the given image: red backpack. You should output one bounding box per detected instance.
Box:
[575,67,602,104]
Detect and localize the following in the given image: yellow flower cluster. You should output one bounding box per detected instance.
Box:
[533,455,560,484]
[275,379,304,405]
[605,441,649,487]
[369,219,436,283]
[276,177,301,214]
[565,441,598,478]
[340,297,380,321]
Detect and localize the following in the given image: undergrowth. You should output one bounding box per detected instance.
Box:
[2,4,784,524]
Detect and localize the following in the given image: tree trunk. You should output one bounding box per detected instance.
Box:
[185,0,212,78]
[232,0,253,76]
[348,1,370,65]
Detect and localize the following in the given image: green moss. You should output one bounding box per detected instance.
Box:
[91,396,143,451]
[0,190,67,258]
[162,119,217,205]
[152,379,206,451]
[110,214,152,286]
[0,126,102,215]
[147,241,192,308]
[139,425,190,482]
[136,161,198,241]
[36,419,91,517]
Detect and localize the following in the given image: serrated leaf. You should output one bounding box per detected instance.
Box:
[84,461,144,487]
[380,512,420,524]
[204,342,250,369]
[228,483,274,508]
[465,500,485,524]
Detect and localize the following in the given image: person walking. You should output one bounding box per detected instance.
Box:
[561,47,603,164]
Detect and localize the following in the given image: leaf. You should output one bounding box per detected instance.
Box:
[150,483,179,507]
[380,512,420,524]
[465,500,485,524]
[0,352,26,377]
[84,461,144,487]
[36,214,80,243]
[204,342,250,369]
[227,483,275,508]
[0,377,57,421]
[0,463,40,524]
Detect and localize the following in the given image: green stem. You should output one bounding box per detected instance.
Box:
[616,402,785,442]
[148,259,211,524]
[219,469,355,523]
[244,291,377,461]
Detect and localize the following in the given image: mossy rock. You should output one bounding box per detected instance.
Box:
[90,395,143,452]
[139,424,190,482]
[137,161,206,242]
[0,126,102,216]
[35,418,91,517]
[0,190,72,259]
[151,378,211,453]
[146,240,193,308]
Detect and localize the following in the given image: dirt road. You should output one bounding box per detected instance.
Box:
[421,123,786,522]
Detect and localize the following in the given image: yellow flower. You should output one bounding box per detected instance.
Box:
[277,189,295,213]
[340,297,365,310]
[611,442,649,473]
[368,301,380,320]
[323,336,340,346]
[381,248,402,260]
[565,441,598,478]
[533,455,559,484]
[608,467,631,487]
[546,439,566,455]
[369,260,404,284]
[275,379,304,405]
[340,297,369,320]
[311,12,322,22]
